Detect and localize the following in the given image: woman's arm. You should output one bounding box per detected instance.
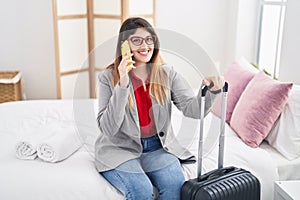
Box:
[170,67,220,118]
[96,71,129,136]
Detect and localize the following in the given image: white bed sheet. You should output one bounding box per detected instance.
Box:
[0,100,123,200]
[260,142,300,180]
[0,134,123,200]
[0,99,290,200]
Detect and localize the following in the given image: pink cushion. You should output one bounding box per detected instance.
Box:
[211,62,256,124]
[230,71,293,147]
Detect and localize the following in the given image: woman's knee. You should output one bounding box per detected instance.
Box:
[158,170,185,191]
[102,169,154,200]
[147,161,185,199]
[125,178,154,200]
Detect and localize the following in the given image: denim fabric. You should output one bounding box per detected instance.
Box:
[141,135,162,153]
[100,135,185,200]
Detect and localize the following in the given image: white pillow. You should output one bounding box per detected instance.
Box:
[237,56,260,74]
[266,84,300,160]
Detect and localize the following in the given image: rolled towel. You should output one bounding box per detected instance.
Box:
[15,141,38,160]
[37,125,82,162]
[15,122,59,160]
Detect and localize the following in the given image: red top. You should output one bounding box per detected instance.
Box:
[130,72,157,138]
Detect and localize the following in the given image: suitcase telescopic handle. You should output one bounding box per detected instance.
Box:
[198,81,228,180]
[201,81,228,97]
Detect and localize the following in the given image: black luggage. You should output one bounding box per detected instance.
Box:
[181,82,260,200]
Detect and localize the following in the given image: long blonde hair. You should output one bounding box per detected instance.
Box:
[108,17,169,107]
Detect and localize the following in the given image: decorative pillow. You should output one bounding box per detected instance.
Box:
[230,71,293,148]
[265,84,300,160]
[211,62,256,124]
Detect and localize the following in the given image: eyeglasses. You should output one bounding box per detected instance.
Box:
[129,35,156,46]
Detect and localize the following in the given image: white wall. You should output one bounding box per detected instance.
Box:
[1,0,231,99]
[155,0,259,79]
[224,0,239,70]
[156,0,228,71]
[225,0,300,84]
[1,0,297,99]
[279,0,300,84]
[230,0,260,65]
[0,0,56,99]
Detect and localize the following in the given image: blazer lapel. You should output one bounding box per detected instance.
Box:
[151,97,168,133]
[128,81,140,129]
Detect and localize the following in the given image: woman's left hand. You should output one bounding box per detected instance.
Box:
[202,76,225,92]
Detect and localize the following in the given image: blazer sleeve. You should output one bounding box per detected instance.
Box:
[97,71,129,136]
[169,66,218,119]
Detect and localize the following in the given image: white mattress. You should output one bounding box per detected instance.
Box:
[0,134,123,200]
[0,100,123,200]
[260,142,300,180]
[0,99,292,200]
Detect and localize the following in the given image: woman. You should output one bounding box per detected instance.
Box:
[95,17,224,200]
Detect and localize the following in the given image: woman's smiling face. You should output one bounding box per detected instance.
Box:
[128,28,155,66]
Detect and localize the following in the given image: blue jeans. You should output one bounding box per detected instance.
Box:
[100,135,185,200]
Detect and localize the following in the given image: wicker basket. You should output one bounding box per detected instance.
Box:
[0,71,22,103]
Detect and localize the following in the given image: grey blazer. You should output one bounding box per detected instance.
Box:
[95,65,217,172]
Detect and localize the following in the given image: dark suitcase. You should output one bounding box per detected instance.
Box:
[181,82,260,200]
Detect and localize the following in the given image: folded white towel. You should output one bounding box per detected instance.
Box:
[37,125,82,162]
[15,141,38,160]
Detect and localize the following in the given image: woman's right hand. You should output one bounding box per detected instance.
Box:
[118,54,135,88]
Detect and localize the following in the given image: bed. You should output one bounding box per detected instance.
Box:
[0,99,123,200]
[0,96,297,200]
[1,56,299,199]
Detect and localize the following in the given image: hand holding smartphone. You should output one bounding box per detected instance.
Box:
[121,40,135,72]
